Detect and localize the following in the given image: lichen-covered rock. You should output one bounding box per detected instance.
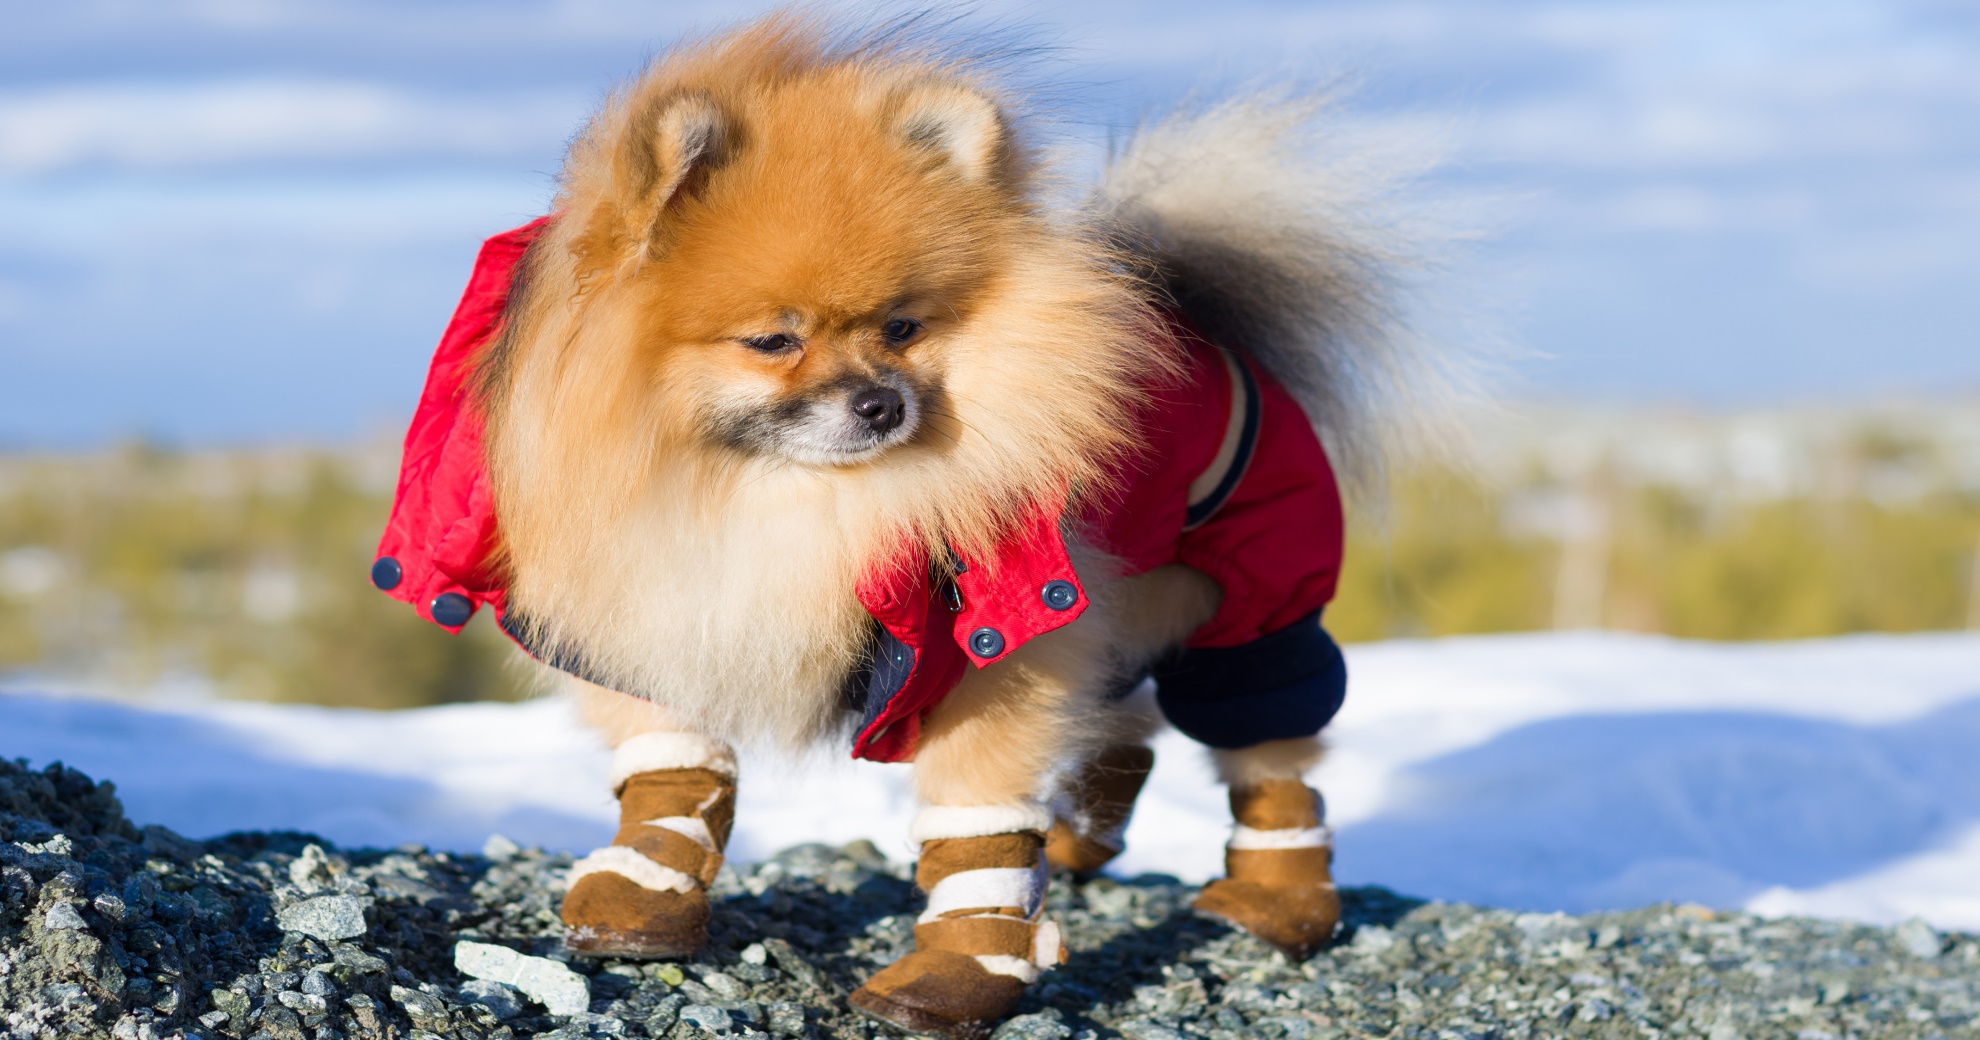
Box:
[4,756,1979,1040]
[455,938,590,1014]
[275,894,368,941]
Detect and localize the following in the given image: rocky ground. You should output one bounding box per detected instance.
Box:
[4,758,1978,1040]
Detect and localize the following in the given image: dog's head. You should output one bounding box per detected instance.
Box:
[522,37,1039,470]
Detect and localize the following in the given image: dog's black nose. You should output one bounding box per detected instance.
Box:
[850,387,906,434]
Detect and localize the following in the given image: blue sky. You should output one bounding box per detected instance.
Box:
[3,1,1976,446]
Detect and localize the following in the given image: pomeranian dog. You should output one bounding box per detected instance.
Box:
[373,12,1448,1038]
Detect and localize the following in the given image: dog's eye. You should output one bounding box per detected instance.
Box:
[741,333,797,353]
[882,318,922,345]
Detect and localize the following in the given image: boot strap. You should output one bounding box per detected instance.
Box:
[614,824,720,885]
[566,846,700,894]
[572,765,735,894]
[918,865,1047,923]
[1229,823,1332,850]
[914,914,1066,983]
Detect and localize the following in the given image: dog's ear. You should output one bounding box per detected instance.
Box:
[631,91,731,210]
[599,90,735,265]
[887,81,1008,182]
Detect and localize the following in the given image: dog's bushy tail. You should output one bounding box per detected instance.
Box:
[1100,90,1471,492]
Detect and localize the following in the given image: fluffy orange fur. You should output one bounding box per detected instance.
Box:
[476,15,1171,748]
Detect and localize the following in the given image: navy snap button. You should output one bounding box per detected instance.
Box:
[370,556,403,591]
[430,592,473,627]
[968,627,1005,658]
[1041,579,1078,611]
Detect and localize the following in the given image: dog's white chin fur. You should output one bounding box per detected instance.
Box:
[771,429,915,468]
[769,393,922,468]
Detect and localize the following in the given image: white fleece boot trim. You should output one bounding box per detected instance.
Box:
[566,846,699,895]
[610,732,738,789]
[973,955,1041,983]
[640,815,718,852]
[964,917,1064,981]
[1228,824,1334,851]
[909,802,1052,844]
[918,865,1048,923]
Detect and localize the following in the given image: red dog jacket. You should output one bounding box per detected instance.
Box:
[374,219,1349,762]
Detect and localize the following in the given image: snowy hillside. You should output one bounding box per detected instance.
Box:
[4,631,1978,930]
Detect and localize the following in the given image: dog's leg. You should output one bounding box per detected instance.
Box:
[849,626,1105,1040]
[1043,686,1159,873]
[560,678,736,959]
[1094,563,1340,956]
[1194,736,1339,959]
[1043,564,1221,873]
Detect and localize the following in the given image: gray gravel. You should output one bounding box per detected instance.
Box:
[4,757,1977,1040]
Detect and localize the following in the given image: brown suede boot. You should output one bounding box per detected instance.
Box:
[1045,745,1154,874]
[850,804,1065,1040]
[1192,778,1339,959]
[562,733,737,959]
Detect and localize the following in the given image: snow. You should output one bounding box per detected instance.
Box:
[4,631,1979,930]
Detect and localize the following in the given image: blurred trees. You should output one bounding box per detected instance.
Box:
[0,441,528,707]
[2,410,1978,709]
[1328,461,1980,642]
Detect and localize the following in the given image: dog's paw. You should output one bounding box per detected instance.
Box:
[848,950,1027,1040]
[560,870,710,960]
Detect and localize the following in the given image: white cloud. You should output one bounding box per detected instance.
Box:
[0,81,585,173]
[0,173,550,250]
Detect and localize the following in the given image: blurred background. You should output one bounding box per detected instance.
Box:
[3,0,1976,708]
